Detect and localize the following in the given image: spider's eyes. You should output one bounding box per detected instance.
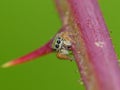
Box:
[57,40,61,44]
[57,37,61,39]
[55,44,59,49]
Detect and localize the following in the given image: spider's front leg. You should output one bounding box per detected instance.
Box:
[56,50,74,61]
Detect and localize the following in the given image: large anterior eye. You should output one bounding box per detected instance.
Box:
[57,40,61,44]
[55,44,59,49]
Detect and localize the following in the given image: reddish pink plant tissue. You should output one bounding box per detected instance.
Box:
[2,0,120,90]
[68,0,120,90]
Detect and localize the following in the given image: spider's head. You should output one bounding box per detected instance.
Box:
[52,36,63,51]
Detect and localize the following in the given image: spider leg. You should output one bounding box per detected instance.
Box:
[56,52,74,61]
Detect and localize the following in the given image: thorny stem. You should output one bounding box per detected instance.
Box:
[55,0,120,90]
[2,0,120,90]
[1,26,67,68]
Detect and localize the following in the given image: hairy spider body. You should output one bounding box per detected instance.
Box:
[52,32,73,60]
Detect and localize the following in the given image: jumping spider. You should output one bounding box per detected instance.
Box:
[52,32,74,60]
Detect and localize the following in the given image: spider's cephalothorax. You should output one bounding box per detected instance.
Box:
[52,32,73,60]
[52,36,64,51]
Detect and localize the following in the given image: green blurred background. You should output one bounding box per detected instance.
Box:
[0,0,120,90]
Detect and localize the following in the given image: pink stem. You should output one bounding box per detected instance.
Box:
[55,0,120,90]
[2,0,120,90]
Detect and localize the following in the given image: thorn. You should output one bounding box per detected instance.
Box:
[1,61,13,68]
[1,41,53,67]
